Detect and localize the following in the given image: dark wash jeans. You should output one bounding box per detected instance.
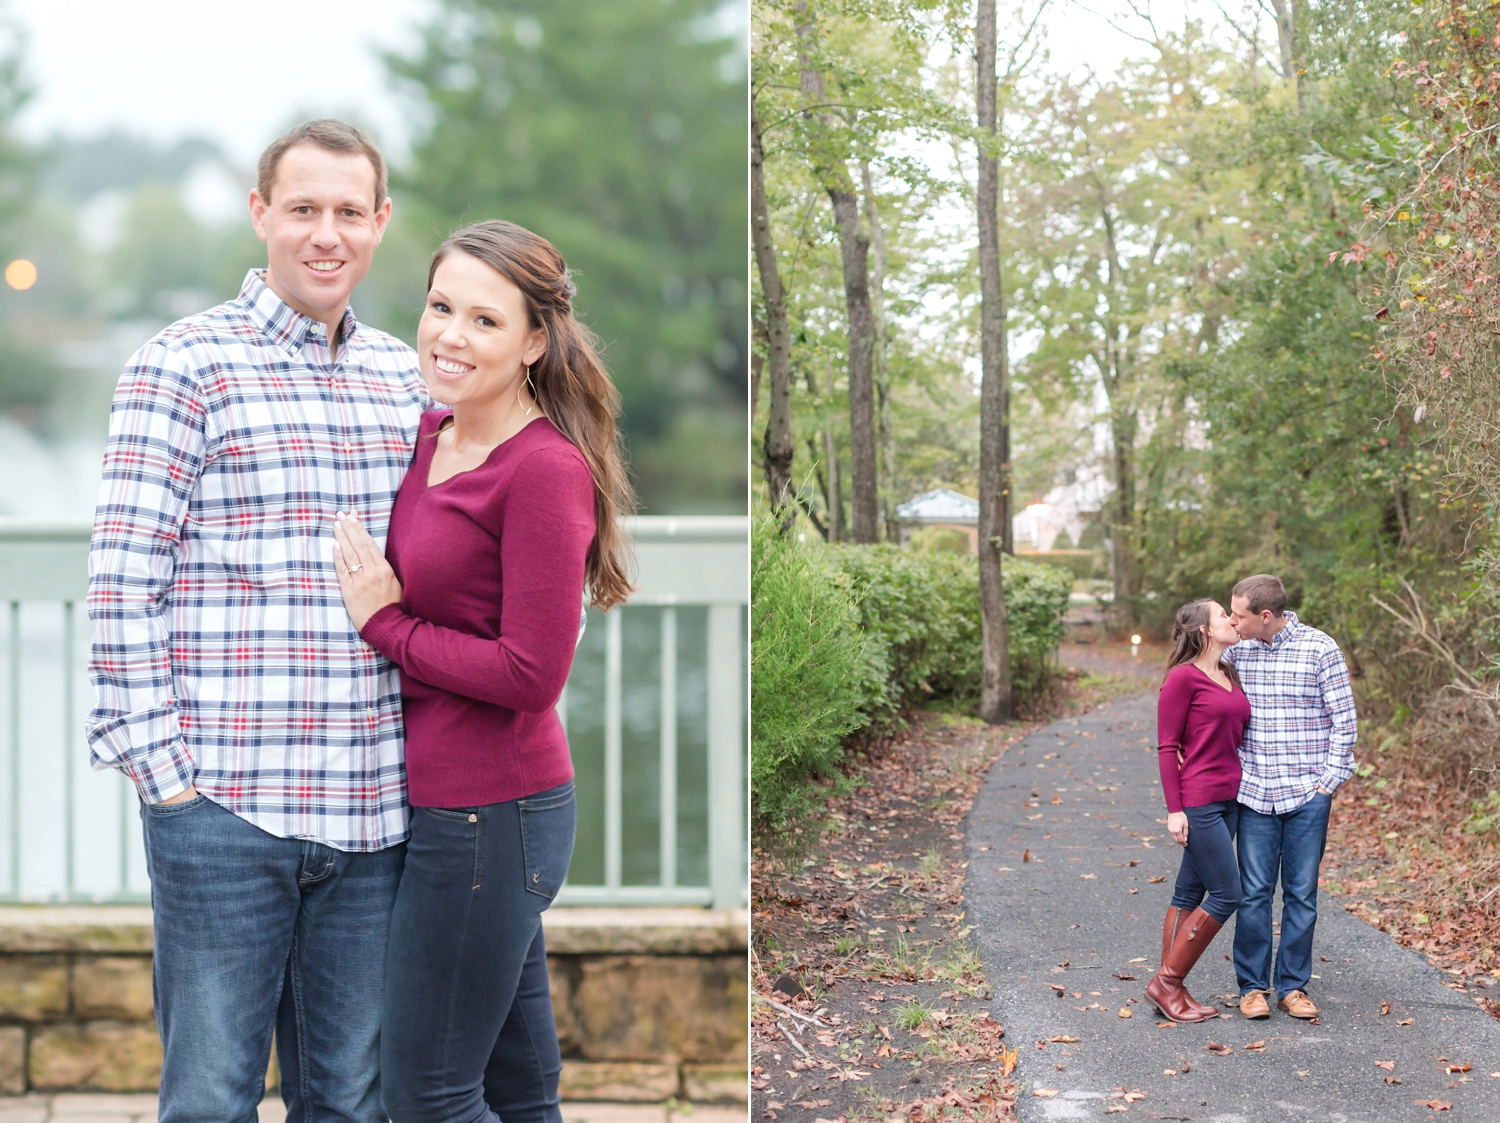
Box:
[140,793,404,1123]
[1168,800,1243,925]
[382,781,577,1123]
[1233,791,1333,997]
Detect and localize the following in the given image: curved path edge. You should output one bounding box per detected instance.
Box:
[965,692,1500,1121]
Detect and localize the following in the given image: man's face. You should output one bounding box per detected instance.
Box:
[249,144,390,321]
[1230,595,1275,642]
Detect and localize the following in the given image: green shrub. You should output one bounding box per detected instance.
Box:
[749,519,884,861]
[1015,549,1096,581]
[749,529,1072,860]
[825,546,1072,716]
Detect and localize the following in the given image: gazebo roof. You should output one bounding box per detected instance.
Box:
[896,488,980,523]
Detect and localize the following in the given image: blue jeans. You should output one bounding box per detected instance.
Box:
[141,793,404,1123]
[382,782,577,1123]
[1168,800,1242,924]
[1233,791,1332,997]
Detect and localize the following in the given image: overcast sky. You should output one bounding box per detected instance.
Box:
[9,0,433,167]
[7,0,1200,169]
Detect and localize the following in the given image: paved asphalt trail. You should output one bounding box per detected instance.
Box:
[966,692,1500,1121]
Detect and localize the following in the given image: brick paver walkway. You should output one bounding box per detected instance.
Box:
[0,1096,745,1123]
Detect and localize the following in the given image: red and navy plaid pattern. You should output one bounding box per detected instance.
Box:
[86,270,427,851]
[1224,612,1359,814]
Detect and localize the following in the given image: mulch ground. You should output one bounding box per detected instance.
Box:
[1323,764,1500,1017]
[749,647,1156,1123]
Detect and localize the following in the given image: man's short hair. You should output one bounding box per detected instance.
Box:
[257,120,387,208]
[1233,573,1287,617]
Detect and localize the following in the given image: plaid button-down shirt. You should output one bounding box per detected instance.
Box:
[1224,611,1359,815]
[86,270,427,851]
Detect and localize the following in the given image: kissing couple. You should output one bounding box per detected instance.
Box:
[1143,574,1358,1024]
[85,119,631,1123]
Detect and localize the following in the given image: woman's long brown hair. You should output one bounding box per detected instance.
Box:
[1162,599,1240,688]
[428,220,636,610]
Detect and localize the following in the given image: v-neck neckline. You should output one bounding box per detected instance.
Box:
[423,414,548,491]
[1189,662,1235,694]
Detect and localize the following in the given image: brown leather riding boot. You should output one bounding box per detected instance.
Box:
[1160,906,1218,1019]
[1145,907,1224,1023]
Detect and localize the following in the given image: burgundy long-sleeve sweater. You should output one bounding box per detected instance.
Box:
[1156,662,1251,814]
[360,409,595,808]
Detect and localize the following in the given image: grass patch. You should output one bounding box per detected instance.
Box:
[895,1000,932,1031]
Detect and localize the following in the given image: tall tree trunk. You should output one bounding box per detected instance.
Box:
[751,93,795,529]
[796,4,878,543]
[861,161,896,542]
[1269,0,1305,114]
[824,357,843,543]
[976,0,1011,724]
[1109,407,1138,626]
[827,189,878,543]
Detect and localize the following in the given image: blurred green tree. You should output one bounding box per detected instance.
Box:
[389,0,748,513]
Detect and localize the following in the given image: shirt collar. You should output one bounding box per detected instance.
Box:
[236,269,359,355]
[1267,610,1301,649]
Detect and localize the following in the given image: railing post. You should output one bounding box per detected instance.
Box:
[604,608,622,893]
[659,606,677,892]
[706,604,744,911]
[8,600,19,899]
[62,600,75,900]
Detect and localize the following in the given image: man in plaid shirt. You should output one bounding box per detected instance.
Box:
[86,121,424,1123]
[1224,573,1358,1022]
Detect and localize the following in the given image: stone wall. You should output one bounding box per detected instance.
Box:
[0,906,746,1103]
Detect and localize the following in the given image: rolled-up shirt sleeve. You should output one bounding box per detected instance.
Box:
[85,342,205,803]
[1316,645,1358,794]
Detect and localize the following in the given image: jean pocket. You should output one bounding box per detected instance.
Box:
[519,783,576,901]
[143,793,208,817]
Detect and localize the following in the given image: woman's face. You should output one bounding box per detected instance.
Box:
[418,251,547,410]
[1203,601,1239,647]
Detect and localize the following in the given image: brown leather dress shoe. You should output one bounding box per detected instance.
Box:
[1238,989,1271,1019]
[1145,907,1223,1023]
[1277,989,1319,1018]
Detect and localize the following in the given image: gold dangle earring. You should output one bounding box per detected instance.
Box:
[517,363,535,419]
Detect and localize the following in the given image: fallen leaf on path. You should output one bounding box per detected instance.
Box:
[1058,958,1070,968]
[1023,850,1031,862]
[1148,875,1166,883]
[1128,887,1139,894]
[1114,972,1137,980]
[1386,1076,1403,1084]
[1119,1007,1132,1018]
[1051,796,1063,804]
[1105,1107,1128,1115]
[766,1103,784,1111]
[1050,984,1066,994]
[1049,1034,1079,1043]
[1398,1017,1414,1025]
[1376,1060,1395,1070]
[1446,1063,1472,1074]
[1380,1000,1391,1016]
[1157,1020,1176,1028]
[1122,1090,1147,1102]
[1244,1041,1266,1051]
[1423,1100,1452,1111]
[1163,1069,1177,1075]
[1205,1042,1233,1055]
[1080,873,1097,879]
[1032,1088,1059,1098]
[1000,1045,1019,1075]
[795,1100,832,1109]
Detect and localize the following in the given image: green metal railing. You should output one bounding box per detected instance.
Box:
[0,516,747,909]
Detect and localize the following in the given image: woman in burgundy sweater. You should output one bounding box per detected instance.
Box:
[1144,598,1251,1024]
[330,221,632,1123]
